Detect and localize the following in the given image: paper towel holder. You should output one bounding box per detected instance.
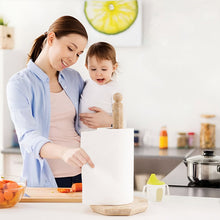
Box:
[112,93,123,129]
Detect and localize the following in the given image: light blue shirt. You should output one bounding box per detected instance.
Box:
[7,60,84,187]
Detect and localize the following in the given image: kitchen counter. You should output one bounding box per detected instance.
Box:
[1,192,219,219]
[2,146,220,198]
[1,147,20,154]
[2,146,194,157]
[134,146,193,175]
[134,146,193,158]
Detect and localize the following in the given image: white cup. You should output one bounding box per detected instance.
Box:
[142,184,169,202]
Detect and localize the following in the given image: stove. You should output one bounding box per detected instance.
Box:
[187,181,220,188]
[163,161,220,188]
[162,149,220,197]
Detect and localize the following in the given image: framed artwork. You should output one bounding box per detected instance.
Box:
[82,0,142,47]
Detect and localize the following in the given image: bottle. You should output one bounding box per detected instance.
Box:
[188,132,195,148]
[200,114,216,149]
[177,132,187,148]
[134,130,140,147]
[159,126,168,149]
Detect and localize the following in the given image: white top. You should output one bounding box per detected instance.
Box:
[79,78,121,131]
[47,90,81,178]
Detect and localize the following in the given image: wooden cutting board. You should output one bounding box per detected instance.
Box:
[90,197,148,216]
[21,188,147,216]
[20,187,82,203]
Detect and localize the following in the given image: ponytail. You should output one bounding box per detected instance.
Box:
[27,33,47,63]
[27,16,88,63]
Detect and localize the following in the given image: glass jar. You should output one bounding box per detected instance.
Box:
[200,114,216,149]
[187,132,195,148]
[177,132,187,148]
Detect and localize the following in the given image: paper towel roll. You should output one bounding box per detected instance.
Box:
[81,128,134,205]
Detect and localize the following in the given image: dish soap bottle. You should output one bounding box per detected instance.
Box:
[159,126,168,149]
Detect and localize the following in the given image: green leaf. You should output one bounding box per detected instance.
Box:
[0,17,8,26]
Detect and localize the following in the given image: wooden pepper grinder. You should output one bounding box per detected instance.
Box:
[112,93,123,129]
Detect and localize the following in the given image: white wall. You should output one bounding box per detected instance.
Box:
[1,0,220,148]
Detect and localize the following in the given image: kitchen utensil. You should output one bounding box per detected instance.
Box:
[20,187,82,203]
[184,150,220,184]
[142,174,169,202]
[90,197,148,216]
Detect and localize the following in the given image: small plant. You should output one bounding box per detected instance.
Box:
[0,17,8,26]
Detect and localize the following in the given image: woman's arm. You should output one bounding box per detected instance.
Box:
[7,75,94,168]
[79,106,113,129]
[40,142,94,168]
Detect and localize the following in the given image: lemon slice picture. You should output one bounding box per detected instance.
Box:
[84,0,138,35]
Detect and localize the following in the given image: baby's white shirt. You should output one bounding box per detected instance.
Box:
[79,78,121,131]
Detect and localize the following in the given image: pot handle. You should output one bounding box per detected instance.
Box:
[183,159,187,167]
[217,165,220,173]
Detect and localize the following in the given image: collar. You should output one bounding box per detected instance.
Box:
[27,60,66,83]
[27,60,49,82]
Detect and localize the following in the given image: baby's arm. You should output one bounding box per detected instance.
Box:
[79,107,113,128]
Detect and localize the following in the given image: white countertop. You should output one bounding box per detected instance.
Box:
[1,192,220,220]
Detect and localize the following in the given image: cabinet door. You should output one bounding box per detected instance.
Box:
[4,154,23,176]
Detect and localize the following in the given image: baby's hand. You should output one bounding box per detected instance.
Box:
[80,107,112,128]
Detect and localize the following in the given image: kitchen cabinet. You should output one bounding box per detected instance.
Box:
[1,147,22,176]
[0,50,26,174]
[3,153,23,176]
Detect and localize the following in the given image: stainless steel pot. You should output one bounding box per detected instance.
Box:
[184,150,220,184]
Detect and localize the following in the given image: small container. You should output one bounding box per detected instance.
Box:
[0,175,26,208]
[159,126,168,149]
[142,174,169,202]
[187,132,195,148]
[177,132,187,148]
[134,130,139,147]
[200,114,216,149]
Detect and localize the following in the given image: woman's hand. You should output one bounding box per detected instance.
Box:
[79,107,113,129]
[40,142,94,168]
[61,147,94,168]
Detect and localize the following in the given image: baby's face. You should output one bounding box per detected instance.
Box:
[86,56,117,85]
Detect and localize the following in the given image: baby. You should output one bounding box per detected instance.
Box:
[79,42,122,131]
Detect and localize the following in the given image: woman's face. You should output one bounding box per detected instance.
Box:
[47,32,87,71]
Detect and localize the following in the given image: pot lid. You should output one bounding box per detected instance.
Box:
[185,150,220,164]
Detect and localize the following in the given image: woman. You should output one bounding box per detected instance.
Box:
[7,16,112,187]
